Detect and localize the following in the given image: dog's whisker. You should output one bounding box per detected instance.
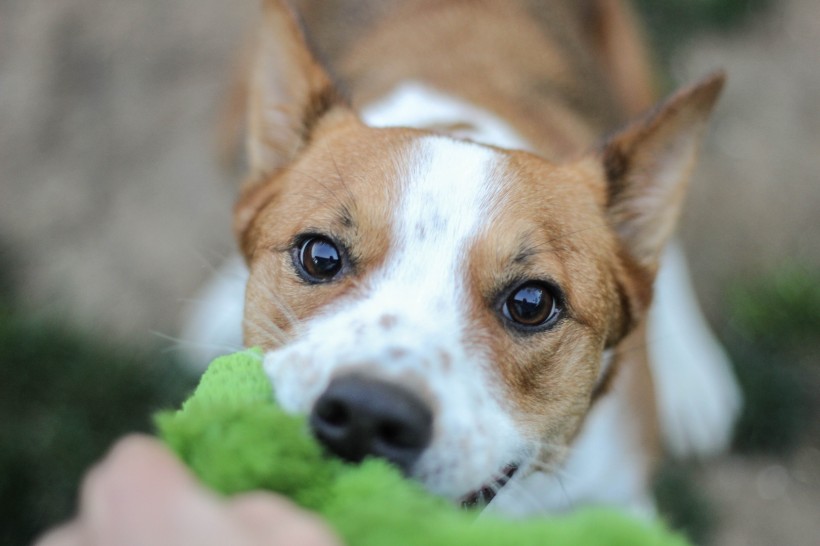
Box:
[243,324,286,351]
[490,473,551,514]
[242,319,284,346]
[530,439,574,459]
[183,245,244,276]
[521,442,579,483]
[272,300,302,334]
[150,330,244,357]
[525,459,580,484]
[556,474,574,509]
[251,282,303,335]
[242,315,290,347]
[246,277,297,326]
[525,459,561,475]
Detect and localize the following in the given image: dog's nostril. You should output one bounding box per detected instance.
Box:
[316,399,349,427]
[377,420,415,448]
[375,417,433,452]
[309,375,433,474]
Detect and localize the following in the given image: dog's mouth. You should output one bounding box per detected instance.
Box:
[459,464,519,509]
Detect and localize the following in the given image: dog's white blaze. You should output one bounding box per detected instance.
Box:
[386,136,496,288]
[377,137,525,496]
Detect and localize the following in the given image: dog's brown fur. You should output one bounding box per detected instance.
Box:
[237,0,724,496]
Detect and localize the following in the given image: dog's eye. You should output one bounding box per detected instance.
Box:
[502,282,559,328]
[297,236,343,282]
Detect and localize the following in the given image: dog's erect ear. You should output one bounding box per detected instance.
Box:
[602,71,725,274]
[247,0,345,177]
[236,0,350,250]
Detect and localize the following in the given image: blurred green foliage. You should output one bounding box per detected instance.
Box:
[635,0,773,62]
[0,302,197,544]
[725,265,820,454]
[653,461,717,545]
[656,264,820,544]
[728,265,820,352]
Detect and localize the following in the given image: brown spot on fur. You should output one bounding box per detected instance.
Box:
[379,314,398,330]
[438,350,453,372]
[389,347,408,360]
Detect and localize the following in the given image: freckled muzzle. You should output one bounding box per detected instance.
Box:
[309,374,434,474]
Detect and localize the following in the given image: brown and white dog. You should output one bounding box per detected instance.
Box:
[183,0,741,517]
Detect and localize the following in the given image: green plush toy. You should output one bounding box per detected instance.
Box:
[155,349,689,546]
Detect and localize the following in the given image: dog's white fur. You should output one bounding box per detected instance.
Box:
[182,81,741,514]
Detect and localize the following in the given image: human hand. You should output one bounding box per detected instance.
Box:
[34,435,342,546]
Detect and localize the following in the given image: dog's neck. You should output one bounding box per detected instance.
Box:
[339,0,625,161]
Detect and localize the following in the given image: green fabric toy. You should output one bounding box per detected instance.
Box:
[155,349,689,546]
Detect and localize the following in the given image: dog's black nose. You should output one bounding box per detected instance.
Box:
[309,375,433,474]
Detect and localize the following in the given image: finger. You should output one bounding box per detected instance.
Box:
[80,435,229,545]
[78,434,196,515]
[90,434,197,492]
[229,492,343,546]
[32,521,86,546]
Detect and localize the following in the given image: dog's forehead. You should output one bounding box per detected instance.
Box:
[392,136,501,260]
[318,134,507,334]
[383,135,605,271]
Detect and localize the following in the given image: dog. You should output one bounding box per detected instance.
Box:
[183,0,742,517]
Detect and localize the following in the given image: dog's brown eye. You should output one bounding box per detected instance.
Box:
[503,282,558,328]
[298,236,342,281]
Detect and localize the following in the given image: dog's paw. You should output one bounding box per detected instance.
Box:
[648,242,743,458]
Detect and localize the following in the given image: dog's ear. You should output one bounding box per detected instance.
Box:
[247,0,346,176]
[236,0,351,247]
[602,71,725,275]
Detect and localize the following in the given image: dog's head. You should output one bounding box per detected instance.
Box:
[237,0,723,503]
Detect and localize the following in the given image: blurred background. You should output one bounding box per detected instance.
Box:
[1,0,818,544]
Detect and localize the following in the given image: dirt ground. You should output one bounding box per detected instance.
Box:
[0,0,253,341]
[1,0,818,544]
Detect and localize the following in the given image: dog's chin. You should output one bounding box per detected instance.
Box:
[458,464,519,509]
